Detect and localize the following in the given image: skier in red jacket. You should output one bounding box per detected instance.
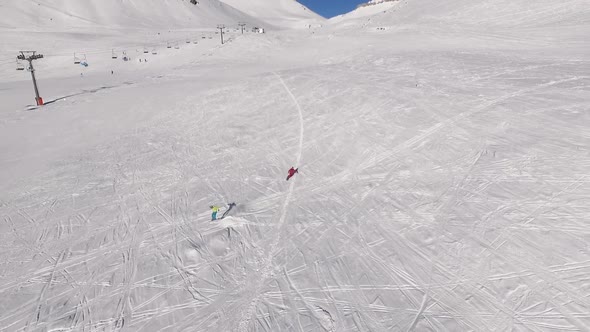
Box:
[286,167,298,181]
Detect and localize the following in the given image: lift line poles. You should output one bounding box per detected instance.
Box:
[17,51,44,106]
[238,22,246,35]
[217,24,226,45]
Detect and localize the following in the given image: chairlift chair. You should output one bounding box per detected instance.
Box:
[152,49,157,55]
[167,42,172,49]
[16,59,25,71]
[186,39,190,44]
[74,53,86,65]
[143,47,149,54]
[174,43,180,49]
[112,49,118,59]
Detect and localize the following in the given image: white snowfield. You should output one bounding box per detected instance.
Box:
[330,0,399,24]
[0,0,589,331]
[219,0,324,28]
[0,0,262,30]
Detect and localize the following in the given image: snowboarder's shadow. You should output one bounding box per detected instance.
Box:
[219,202,237,219]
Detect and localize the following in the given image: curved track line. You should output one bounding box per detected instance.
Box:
[275,73,305,229]
[278,74,305,166]
[237,73,305,331]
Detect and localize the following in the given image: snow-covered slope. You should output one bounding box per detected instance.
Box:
[0,0,258,30]
[1,0,589,331]
[329,0,590,29]
[219,0,325,28]
[326,0,589,55]
[374,0,590,28]
[330,0,399,23]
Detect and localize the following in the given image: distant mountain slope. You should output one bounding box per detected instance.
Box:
[327,0,589,33]
[359,0,399,7]
[329,0,398,24]
[373,0,590,28]
[219,0,325,28]
[0,0,262,30]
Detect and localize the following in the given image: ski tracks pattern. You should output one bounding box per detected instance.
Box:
[236,73,306,331]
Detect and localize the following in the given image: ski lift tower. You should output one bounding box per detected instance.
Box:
[238,22,246,35]
[17,51,44,106]
[217,24,226,45]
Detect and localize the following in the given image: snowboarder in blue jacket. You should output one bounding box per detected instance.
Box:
[210,205,221,221]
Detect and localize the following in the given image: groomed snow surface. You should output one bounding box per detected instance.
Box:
[1,0,590,331]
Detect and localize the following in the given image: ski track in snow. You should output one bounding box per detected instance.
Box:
[237,72,306,332]
[1,1,590,331]
[1,59,589,330]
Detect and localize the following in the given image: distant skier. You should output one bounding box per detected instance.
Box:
[286,167,298,181]
[210,205,221,221]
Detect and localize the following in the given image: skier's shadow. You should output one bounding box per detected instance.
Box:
[220,203,237,219]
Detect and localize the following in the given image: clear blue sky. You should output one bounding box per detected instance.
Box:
[298,0,368,18]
